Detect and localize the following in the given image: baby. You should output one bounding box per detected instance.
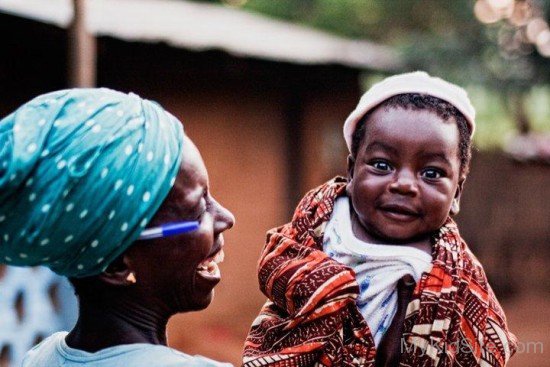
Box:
[244,72,517,367]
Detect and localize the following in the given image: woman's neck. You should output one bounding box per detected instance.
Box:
[65,294,171,352]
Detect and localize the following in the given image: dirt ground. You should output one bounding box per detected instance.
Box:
[503,292,550,367]
[168,290,550,366]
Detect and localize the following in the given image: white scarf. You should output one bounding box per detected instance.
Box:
[323,197,432,346]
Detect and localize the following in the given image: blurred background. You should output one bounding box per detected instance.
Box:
[0,0,548,366]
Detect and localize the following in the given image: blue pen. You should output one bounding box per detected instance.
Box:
[138,221,200,240]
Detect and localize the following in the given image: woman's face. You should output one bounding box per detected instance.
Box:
[125,135,235,313]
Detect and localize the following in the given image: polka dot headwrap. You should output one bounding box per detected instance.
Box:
[0,88,184,277]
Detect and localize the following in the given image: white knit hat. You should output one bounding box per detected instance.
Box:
[343,71,476,152]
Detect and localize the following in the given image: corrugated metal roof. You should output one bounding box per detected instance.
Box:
[0,0,401,71]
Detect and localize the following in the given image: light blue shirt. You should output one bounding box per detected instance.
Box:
[22,332,233,367]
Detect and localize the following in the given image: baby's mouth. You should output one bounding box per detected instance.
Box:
[196,248,224,278]
[379,203,420,221]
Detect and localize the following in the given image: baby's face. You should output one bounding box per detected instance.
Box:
[347,106,463,244]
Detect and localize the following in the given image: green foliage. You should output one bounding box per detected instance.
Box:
[525,86,550,133]
[198,0,549,87]
[192,0,550,147]
[470,86,550,149]
[467,86,518,149]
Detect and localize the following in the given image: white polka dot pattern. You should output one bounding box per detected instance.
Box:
[0,88,184,277]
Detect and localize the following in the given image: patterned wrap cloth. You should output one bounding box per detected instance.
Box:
[0,88,184,277]
[243,177,517,367]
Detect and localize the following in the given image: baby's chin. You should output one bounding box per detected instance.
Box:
[365,226,435,245]
[353,214,438,245]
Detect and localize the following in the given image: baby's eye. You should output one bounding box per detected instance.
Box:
[421,168,444,179]
[370,160,393,172]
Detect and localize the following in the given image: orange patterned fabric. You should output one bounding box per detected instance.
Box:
[243,177,517,366]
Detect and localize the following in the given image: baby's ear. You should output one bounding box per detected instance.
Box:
[450,177,466,216]
[346,155,355,196]
[347,154,355,181]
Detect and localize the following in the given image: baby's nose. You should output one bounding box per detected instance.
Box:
[389,171,418,196]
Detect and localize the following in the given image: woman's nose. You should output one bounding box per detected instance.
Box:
[389,170,418,196]
[213,198,235,233]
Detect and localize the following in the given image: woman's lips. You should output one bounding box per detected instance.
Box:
[196,248,224,279]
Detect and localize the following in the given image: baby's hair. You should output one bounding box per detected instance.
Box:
[351,93,472,175]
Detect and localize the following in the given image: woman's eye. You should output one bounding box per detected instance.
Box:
[371,161,392,171]
[196,197,212,220]
[195,201,207,220]
[422,168,443,179]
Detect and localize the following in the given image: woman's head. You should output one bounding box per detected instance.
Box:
[0,89,185,276]
[0,88,233,311]
[1,88,235,314]
[71,135,234,312]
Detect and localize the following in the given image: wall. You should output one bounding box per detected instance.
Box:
[458,152,550,367]
[457,151,550,295]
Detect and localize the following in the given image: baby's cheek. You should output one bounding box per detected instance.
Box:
[429,204,453,227]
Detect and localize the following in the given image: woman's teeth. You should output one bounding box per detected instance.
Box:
[196,249,224,276]
[213,249,224,263]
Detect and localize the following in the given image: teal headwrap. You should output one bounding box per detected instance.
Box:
[0,88,184,277]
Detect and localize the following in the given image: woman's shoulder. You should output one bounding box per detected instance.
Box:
[21,332,68,367]
[22,333,232,367]
[134,345,233,366]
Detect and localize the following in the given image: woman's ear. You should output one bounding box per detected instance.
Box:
[450,177,466,216]
[97,253,136,287]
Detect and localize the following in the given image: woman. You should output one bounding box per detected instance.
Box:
[0,88,235,366]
